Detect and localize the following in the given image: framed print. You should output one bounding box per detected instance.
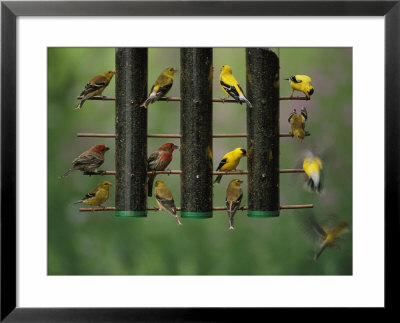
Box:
[1,0,398,321]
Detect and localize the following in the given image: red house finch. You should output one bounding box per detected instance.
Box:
[60,144,110,178]
[147,142,179,197]
[76,70,116,109]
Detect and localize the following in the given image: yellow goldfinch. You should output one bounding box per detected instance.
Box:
[285,75,314,99]
[214,148,248,184]
[73,181,112,208]
[76,70,116,109]
[303,152,323,194]
[226,179,243,230]
[154,180,182,225]
[140,67,178,108]
[288,107,308,143]
[300,215,350,260]
[219,65,252,107]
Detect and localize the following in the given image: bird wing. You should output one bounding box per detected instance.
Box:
[147,151,160,170]
[289,75,302,83]
[155,194,176,215]
[216,158,227,171]
[220,80,241,102]
[226,192,243,214]
[72,152,103,167]
[288,109,297,123]
[80,75,108,96]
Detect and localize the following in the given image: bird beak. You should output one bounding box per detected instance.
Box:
[244,153,248,157]
[111,71,117,75]
[172,68,178,73]
[105,147,110,151]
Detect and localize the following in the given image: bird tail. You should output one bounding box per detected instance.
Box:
[75,99,86,110]
[228,213,235,230]
[240,95,253,108]
[175,215,183,225]
[59,168,74,178]
[307,176,322,194]
[73,200,83,204]
[314,242,327,260]
[140,99,150,109]
[140,93,157,109]
[214,174,223,184]
[147,176,154,197]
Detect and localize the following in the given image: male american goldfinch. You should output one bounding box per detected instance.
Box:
[285,75,314,99]
[73,181,112,207]
[226,179,243,230]
[302,151,323,194]
[76,70,116,109]
[214,148,248,184]
[154,180,182,225]
[288,107,308,143]
[140,67,178,108]
[147,143,179,196]
[300,215,350,260]
[219,65,252,107]
[60,144,110,178]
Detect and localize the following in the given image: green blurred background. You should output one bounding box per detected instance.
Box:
[48,48,352,275]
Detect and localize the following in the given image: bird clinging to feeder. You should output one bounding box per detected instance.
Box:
[76,70,116,109]
[147,143,179,196]
[154,180,182,225]
[73,181,112,209]
[140,67,178,108]
[225,179,243,230]
[214,148,248,184]
[288,107,308,143]
[285,75,314,99]
[60,144,110,178]
[219,65,252,107]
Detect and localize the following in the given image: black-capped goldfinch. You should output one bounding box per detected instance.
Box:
[140,67,178,108]
[288,107,308,143]
[226,179,243,230]
[219,65,252,107]
[214,148,248,184]
[154,180,182,225]
[303,151,323,194]
[285,75,314,99]
[73,181,112,207]
[300,215,350,260]
[76,70,116,109]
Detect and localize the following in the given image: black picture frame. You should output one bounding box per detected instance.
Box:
[1,1,398,321]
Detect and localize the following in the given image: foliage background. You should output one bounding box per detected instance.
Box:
[48,48,352,275]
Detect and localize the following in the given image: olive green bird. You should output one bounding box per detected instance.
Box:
[288,107,308,143]
[225,179,243,230]
[140,67,178,108]
[154,180,182,225]
[73,181,112,208]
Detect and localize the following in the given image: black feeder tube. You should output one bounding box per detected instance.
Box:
[246,48,280,217]
[115,48,148,217]
[180,48,213,219]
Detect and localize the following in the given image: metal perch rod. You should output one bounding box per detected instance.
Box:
[77,132,310,138]
[79,204,314,212]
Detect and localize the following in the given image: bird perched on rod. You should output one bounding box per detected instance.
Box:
[219,65,252,107]
[214,147,248,184]
[147,143,179,196]
[285,75,314,99]
[299,214,350,260]
[73,180,112,208]
[225,179,243,230]
[140,67,178,108]
[288,107,308,143]
[302,151,323,194]
[154,180,182,225]
[76,70,116,109]
[60,144,110,178]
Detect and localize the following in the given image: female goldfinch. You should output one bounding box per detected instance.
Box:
[303,152,323,194]
[73,181,112,208]
[214,148,248,184]
[286,75,314,99]
[154,180,182,225]
[226,179,243,230]
[288,107,308,143]
[76,70,116,109]
[219,65,252,107]
[141,67,178,108]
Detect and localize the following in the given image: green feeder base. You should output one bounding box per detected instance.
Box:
[247,210,280,218]
[181,211,213,219]
[115,210,147,218]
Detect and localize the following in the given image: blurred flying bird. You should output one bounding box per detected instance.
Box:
[140,67,178,108]
[154,180,182,225]
[302,151,323,194]
[76,70,116,109]
[225,179,244,230]
[219,65,252,107]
